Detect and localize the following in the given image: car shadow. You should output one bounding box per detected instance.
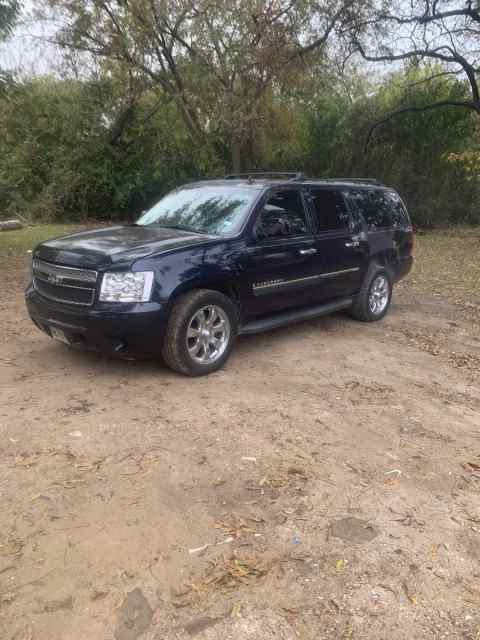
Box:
[43,308,381,378]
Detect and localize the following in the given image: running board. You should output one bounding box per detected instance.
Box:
[239,298,353,335]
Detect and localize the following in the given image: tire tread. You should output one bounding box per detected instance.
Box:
[162,289,237,376]
[351,263,391,322]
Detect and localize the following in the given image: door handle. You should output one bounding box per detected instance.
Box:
[299,248,317,255]
[345,241,360,248]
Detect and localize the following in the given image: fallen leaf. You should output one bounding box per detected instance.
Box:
[0,541,23,557]
[335,559,345,572]
[464,462,480,472]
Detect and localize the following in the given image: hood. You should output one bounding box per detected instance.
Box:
[34,225,214,270]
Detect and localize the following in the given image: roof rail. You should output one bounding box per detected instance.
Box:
[225,171,305,182]
[327,177,384,186]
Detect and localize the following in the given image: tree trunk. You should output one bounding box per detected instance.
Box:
[231,133,242,173]
[0,220,23,231]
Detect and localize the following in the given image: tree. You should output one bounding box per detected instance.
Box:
[0,72,225,220]
[344,0,480,142]
[299,66,479,225]
[0,0,19,37]
[43,0,354,170]
[0,0,20,88]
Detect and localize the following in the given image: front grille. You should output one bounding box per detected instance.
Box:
[32,259,98,306]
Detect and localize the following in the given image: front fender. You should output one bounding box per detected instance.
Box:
[133,240,243,304]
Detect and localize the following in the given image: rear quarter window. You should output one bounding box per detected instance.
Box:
[348,190,390,230]
[384,191,411,228]
[349,189,410,230]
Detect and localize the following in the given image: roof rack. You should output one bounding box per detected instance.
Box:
[225,171,305,182]
[326,177,384,185]
[223,173,384,186]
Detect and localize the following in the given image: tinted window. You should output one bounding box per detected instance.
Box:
[349,190,393,230]
[137,185,259,236]
[384,191,410,227]
[255,190,308,240]
[310,189,350,232]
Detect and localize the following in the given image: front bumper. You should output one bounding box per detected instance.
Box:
[25,285,169,356]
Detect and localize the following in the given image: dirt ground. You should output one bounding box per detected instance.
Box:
[1,236,480,640]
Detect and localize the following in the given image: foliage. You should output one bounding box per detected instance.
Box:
[0,0,18,39]
[1,67,479,226]
[0,0,20,89]
[0,64,478,226]
[43,0,354,170]
[300,67,480,226]
[448,151,480,181]
[0,76,222,221]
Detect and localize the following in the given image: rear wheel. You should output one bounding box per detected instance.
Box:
[162,289,238,376]
[351,264,392,322]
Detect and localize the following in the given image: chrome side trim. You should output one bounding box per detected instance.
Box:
[252,267,360,295]
[321,267,360,279]
[253,273,320,291]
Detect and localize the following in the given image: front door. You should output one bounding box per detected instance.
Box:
[239,188,321,317]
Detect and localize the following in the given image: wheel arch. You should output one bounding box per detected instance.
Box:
[168,277,241,314]
[368,250,396,279]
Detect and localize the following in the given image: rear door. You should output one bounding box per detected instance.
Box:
[239,187,322,317]
[306,188,368,301]
[346,188,413,278]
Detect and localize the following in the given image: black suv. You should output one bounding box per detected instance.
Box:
[25,173,413,376]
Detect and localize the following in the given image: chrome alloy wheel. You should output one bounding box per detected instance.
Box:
[186,305,231,365]
[368,275,390,315]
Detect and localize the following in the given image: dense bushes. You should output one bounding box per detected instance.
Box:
[300,71,480,226]
[0,70,478,226]
[0,77,221,221]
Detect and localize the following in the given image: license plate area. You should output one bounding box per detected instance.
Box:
[50,327,70,344]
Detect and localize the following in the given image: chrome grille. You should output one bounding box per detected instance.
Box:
[32,259,98,306]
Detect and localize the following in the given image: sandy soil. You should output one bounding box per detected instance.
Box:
[1,260,480,640]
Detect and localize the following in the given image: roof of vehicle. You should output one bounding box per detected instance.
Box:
[186,173,391,191]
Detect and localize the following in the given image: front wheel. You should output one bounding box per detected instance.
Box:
[162,289,238,376]
[351,265,392,322]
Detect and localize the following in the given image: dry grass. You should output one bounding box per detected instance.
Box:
[407,227,480,305]
[0,224,85,260]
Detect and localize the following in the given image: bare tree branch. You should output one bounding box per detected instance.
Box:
[351,2,480,112]
[365,99,478,150]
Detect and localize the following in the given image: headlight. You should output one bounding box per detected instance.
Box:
[99,271,154,303]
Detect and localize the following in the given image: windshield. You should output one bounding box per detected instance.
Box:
[137,185,259,236]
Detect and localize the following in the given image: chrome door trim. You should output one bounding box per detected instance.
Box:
[252,267,360,296]
[320,267,360,279]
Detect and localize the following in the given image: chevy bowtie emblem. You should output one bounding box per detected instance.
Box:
[48,273,63,285]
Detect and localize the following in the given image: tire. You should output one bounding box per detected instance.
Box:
[350,263,392,322]
[162,289,238,376]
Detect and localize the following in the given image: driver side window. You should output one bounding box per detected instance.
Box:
[255,190,308,240]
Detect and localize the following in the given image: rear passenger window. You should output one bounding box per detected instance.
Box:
[310,189,350,232]
[350,190,392,230]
